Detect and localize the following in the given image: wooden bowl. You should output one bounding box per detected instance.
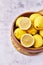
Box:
[11,10,43,55]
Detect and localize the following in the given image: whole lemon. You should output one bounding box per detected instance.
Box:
[34,16,43,30]
[42,39,43,45]
[27,25,37,35]
[39,30,43,37]
[30,13,41,24]
[33,34,43,48]
[14,28,26,40]
[16,17,24,27]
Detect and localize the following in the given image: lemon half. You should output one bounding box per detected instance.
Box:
[21,34,34,47]
[19,17,31,30]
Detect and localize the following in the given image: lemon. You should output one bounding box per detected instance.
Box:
[33,34,43,48]
[30,13,41,24]
[34,16,43,30]
[16,17,24,27]
[14,28,26,40]
[21,34,34,47]
[39,30,43,37]
[42,39,43,45]
[27,25,37,35]
[19,17,31,30]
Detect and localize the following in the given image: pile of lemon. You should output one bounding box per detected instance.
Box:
[14,13,43,48]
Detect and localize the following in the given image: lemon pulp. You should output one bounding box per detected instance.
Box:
[21,34,34,47]
[19,17,31,30]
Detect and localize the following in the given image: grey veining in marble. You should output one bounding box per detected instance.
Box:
[0,0,43,65]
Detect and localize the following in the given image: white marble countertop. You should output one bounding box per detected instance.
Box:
[0,0,43,65]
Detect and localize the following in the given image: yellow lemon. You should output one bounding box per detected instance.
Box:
[16,17,24,27]
[21,34,34,47]
[19,17,31,30]
[33,34,43,48]
[42,39,43,45]
[34,16,43,30]
[30,13,41,24]
[27,25,37,35]
[39,30,43,37]
[14,28,26,40]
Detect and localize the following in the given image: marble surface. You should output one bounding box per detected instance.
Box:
[0,0,43,65]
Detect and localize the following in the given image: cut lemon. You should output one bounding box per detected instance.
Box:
[21,34,34,47]
[19,17,31,30]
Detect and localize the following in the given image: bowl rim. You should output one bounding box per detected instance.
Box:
[11,11,43,52]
